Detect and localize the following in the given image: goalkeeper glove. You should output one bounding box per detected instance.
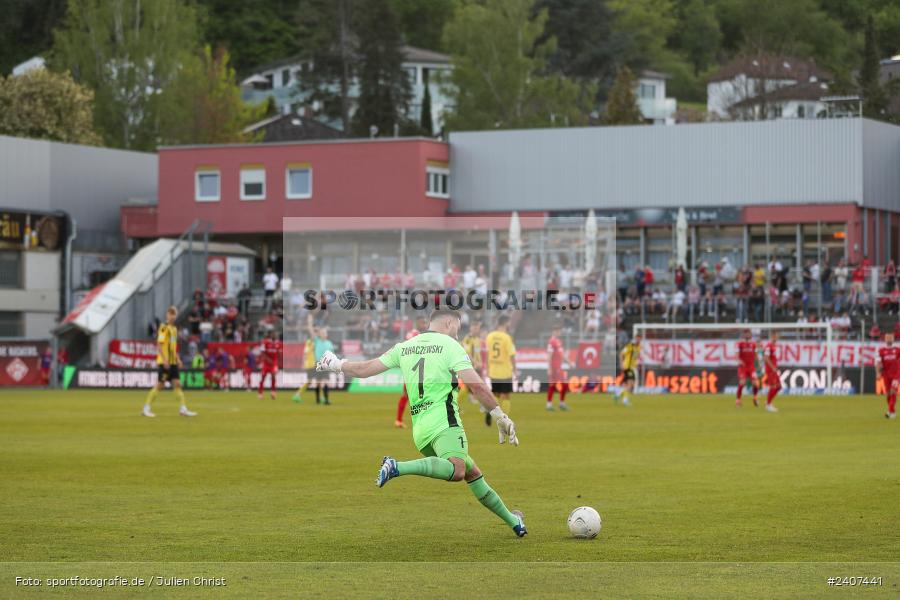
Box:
[316,350,345,373]
[490,407,519,446]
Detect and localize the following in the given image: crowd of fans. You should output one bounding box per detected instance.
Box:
[613,256,900,339]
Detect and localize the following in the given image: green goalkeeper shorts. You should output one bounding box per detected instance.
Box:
[420,427,474,472]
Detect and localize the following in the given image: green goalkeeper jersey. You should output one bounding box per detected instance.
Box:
[379,331,473,450]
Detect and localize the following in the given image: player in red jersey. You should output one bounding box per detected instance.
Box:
[876,332,899,419]
[395,316,428,428]
[258,330,282,400]
[546,324,570,411]
[735,329,759,407]
[762,331,781,412]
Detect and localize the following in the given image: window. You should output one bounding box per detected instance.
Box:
[195,168,220,202]
[406,67,417,85]
[797,104,805,118]
[639,83,656,99]
[426,166,449,198]
[281,68,290,87]
[0,251,21,288]
[286,163,313,199]
[0,312,22,337]
[240,166,266,201]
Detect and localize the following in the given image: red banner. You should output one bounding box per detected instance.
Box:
[108,339,158,368]
[0,341,50,386]
[577,342,603,369]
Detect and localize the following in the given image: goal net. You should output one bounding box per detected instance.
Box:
[630,322,852,395]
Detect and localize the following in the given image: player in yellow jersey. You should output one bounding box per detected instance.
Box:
[614,333,641,407]
[143,306,197,417]
[485,315,516,426]
[459,320,484,406]
[292,337,317,403]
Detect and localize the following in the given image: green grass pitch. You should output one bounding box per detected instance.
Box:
[1,389,898,598]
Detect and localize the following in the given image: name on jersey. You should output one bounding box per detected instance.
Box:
[402,345,444,357]
[410,400,433,416]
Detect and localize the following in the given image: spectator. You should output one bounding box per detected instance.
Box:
[687,285,701,319]
[462,264,477,290]
[735,282,749,323]
[674,264,686,293]
[237,283,252,316]
[834,260,848,291]
[263,267,279,307]
[634,265,646,298]
[752,263,766,288]
[697,262,708,297]
[820,262,833,304]
[281,273,293,296]
[668,287,685,321]
[884,260,896,292]
[719,257,736,282]
[616,264,629,303]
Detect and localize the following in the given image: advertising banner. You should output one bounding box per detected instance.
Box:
[0,341,50,386]
[207,256,227,298]
[107,340,158,369]
[639,339,882,369]
[64,367,347,391]
[226,257,250,297]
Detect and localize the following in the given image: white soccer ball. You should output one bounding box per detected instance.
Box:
[567,506,602,539]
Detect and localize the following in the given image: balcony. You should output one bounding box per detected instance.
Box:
[638,97,677,124]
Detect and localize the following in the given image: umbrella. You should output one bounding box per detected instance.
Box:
[675,207,688,270]
[585,209,598,273]
[508,211,522,271]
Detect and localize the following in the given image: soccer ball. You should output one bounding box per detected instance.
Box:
[567,506,602,539]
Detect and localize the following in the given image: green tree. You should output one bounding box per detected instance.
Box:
[536,0,627,103]
[420,71,434,135]
[0,0,67,75]
[675,0,722,76]
[608,0,697,101]
[52,0,199,150]
[390,0,459,51]
[0,67,101,144]
[159,46,265,145]
[714,0,851,72]
[197,0,301,75]
[859,14,889,120]
[601,66,644,125]
[296,0,356,132]
[442,0,591,131]
[352,0,412,137]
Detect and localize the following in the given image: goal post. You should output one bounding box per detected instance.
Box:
[632,321,835,392]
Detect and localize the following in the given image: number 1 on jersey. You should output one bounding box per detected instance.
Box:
[412,357,425,399]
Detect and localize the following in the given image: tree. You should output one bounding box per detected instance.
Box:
[442,0,591,131]
[675,0,722,76]
[0,68,101,144]
[536,0,628,103]
[159,46,266,145]
[296,0,356,132]
[52,0,199,150]
[390,0,459,51]
[859,14,888,120]
[0,0,67,75]
[196,0,300,75]
[420,71,434,135]
[714,0,851,72]
[601,66,644,125]
[352,0,411,137]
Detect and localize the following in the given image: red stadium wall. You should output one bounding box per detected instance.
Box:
[152,139,450,236]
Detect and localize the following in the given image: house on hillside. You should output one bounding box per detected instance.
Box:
[240,46,453,135]
[636,70,677,125]
[707,54,832,120]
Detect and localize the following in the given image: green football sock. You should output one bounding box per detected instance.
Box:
[467,475,519,527]
[396,457,455,481]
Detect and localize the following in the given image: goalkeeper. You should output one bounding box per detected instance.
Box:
[316,308,527,537]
